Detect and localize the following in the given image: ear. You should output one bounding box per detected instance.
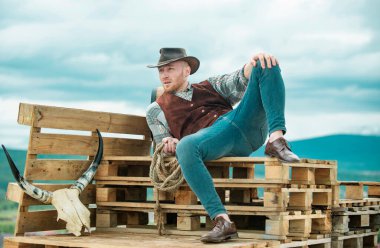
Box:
[184,63,191,77]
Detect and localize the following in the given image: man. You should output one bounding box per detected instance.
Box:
[146,48,300,243]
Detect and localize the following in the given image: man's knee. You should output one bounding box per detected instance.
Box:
[176,135,200,161]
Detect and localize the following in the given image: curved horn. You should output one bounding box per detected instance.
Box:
[2,145,53,204]
[70,129,103,194]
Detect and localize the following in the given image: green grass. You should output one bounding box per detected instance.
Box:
[0,220,15,234]
[0,209,17,219]
[0,208,17,234]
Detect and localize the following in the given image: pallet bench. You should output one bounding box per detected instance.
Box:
[4,102,378,248]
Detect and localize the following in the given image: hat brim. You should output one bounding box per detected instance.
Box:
[147,56,200,75]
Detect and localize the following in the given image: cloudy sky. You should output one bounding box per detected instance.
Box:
[0,0,379,149]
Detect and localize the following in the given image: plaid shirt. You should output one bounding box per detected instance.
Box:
[146,66,248,144]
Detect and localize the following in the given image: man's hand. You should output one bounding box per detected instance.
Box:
[244,53,279,79]
[162,137,179,155]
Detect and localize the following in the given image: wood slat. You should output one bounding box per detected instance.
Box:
[4,231,281,248]
[95,176,286,187]
[97,202,285,214]
[17,103,151,138]
[30,133,151,156]
[25,159,90,180]
[103,156,336,168]
[17,208,96,233]
[6,183,96,206]
[24,160,111,180]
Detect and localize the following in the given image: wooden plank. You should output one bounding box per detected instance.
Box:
[15,126,40,235]
[16,209,96,233]
[97,201,286,214]
[24,159,95,180]
[7,182,96,206]
[345,185,363,200]
[17,103,151,138]
[103,156,336,167]
[30,133,151,156]
[95,176,286,187]
[4,231,279,248]
[368,185,380,197]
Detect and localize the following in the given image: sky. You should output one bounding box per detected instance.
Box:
[0,0,379,149]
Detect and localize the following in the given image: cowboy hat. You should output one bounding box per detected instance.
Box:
[147,48,200,75]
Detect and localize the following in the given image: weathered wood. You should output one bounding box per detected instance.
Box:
[17,103,151,138]
[15,126,39,236]
[97,201,285,214]
[30,133,151,156]
[7,183,95,206]
[265,163,289,182]
[103,156,337,167]
[96,210,117,228]
[24,159,95,180]
[4,230,281,248]
[345,185,363,200]
[16,209,96,233]
[177,214,200,231]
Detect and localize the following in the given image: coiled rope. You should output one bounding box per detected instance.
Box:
[149,142,185,235]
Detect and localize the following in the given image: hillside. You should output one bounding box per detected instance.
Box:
[251,134,380,181]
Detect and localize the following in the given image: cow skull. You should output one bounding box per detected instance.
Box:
[2,129,103,236]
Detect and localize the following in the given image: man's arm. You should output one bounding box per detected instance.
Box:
[146,102,178,156]
[208,66,249,106]
[209,53,279,106]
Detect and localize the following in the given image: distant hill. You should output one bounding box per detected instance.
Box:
[251,134,380,181]
[1,134,379,199]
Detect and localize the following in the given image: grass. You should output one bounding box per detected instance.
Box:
[0,208,17,234]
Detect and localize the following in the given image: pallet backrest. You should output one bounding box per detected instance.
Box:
[8,103,152,235]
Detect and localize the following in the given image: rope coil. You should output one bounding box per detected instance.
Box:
[149,142,185,235]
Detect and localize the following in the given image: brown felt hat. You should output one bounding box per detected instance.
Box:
[147,48,200,75]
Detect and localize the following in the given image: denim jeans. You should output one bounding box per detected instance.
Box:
[175,61,287,219]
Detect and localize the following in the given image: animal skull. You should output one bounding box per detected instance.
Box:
[2,129,103,236]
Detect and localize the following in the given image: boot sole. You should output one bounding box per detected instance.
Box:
[265,153,300,163]
[200,232,239,243]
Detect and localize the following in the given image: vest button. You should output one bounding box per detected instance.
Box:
[190,104,194,107]
[201,109,205,113]
[214,114,217,117]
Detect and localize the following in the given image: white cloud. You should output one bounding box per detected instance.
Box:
[0,0,379,147]
[286,112,380,141]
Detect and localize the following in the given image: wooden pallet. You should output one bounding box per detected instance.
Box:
[5,102,362,248]
[331,230,378,248]
[339,181,380,200]
[5,103,152,236]
[3,231,281,248]
[95,207,331,242]
[95,157,336,212]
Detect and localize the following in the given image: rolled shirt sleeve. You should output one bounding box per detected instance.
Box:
[146,102,172,144]
[208,65,249,106]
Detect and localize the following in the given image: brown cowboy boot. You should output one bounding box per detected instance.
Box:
[200,216,238,243]
[265,137,300,163]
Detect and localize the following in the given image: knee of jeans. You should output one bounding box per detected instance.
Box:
[252,60,280,72]
[175,136,200,167]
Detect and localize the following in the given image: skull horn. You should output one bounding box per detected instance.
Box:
[2,144,53,204]
[70,129,103,193]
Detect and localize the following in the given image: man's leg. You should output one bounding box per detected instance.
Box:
[175,118,237,219]
[226,60,299,161]
[175,118,242,242]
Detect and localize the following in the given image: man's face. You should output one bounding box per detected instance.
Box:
[158,60,190,93]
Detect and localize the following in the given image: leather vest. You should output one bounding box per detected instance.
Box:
[156,80,233,140]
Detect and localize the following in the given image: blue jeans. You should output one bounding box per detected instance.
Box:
[175,61,287,219]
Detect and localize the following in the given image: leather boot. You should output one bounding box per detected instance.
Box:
[265,137,300,163]
[200,216,238,243]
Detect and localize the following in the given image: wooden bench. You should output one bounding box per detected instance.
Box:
[6,102,152,236]
[4,101,343,247]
